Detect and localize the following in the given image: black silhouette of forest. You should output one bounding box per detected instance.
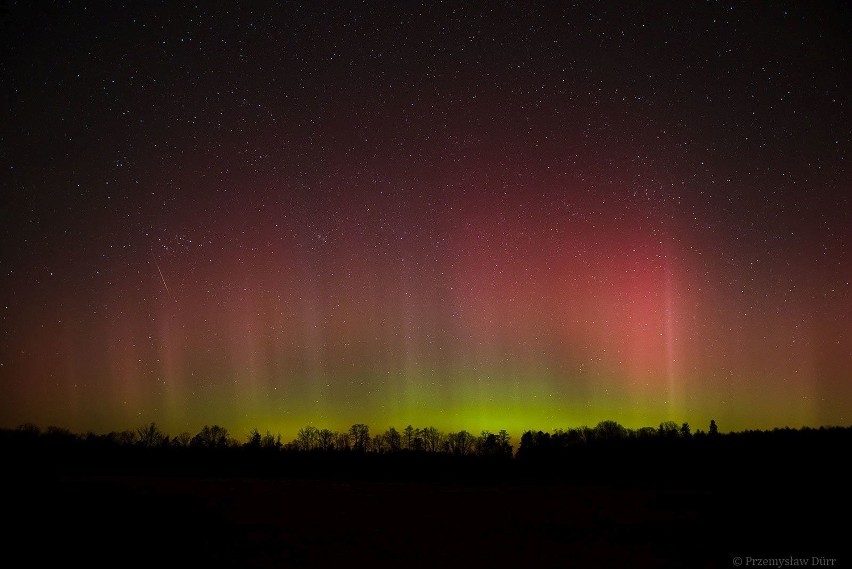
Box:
[3,420,848,568]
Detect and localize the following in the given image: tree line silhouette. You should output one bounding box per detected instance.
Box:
[5,418,850,458]
[4,419,850,485]
[4,421,513,457]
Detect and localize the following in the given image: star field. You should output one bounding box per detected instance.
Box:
[1,2,849,436]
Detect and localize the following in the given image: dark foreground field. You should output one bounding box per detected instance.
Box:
[5,472,846,568]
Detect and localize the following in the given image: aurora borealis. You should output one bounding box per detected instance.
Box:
[1,2,849,437]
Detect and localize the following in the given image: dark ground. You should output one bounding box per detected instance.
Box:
[4,472,846,568]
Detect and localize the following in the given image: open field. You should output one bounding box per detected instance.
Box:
[5,472,844,568]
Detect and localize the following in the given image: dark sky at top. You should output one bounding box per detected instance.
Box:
[1,2,850,434]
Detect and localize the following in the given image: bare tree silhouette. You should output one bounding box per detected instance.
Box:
[296,425,320,451]
[335,431,351,452]
[371,432,385,453]
[658,421,681,439]
[421,426,443,453]
[191,425,230,448]
[136,422,166,448]
[383,427,402,452]
[447,431,476,456]
[317,429,336,451]
[172,432,192,447]
[350,424,370,453]
[403,425,415,451]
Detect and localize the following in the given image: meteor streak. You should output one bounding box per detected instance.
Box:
[150,247,174,301]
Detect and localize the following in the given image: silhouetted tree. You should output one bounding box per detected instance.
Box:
[350,424,370,453]
[554,428,584,446]
[519,431,535,455]
[477,432,495,456]
[635,426,657,440]
[476,430,513,457]
[297,425,320,451]
[317,429,335,451]
[172,432,192,447]
[447,430,476,456]
[261,431,281,449]
[191,425,230,448]
[680,422,692,438]
[421,426,443,453]
[247,428,262,448]
[383,427,402,452]
[136,422,166,448]
[497,430,512,454]
[118,430,138,445]
[595,420,628,442]
[518,430,554,458]
[369,433,383,453]
[709,419,719,436]
[576,426,595,444]
[403,425,415,451]
[42,426,77,448]
[658,421,680,439]
[411,427,424,452]
[335,431,351,451]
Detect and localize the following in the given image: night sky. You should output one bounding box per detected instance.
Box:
[1,2,849,437]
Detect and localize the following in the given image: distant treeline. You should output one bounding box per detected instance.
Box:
[4,422,513,457]
[4,419,850,483]
[4,418,851,456]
